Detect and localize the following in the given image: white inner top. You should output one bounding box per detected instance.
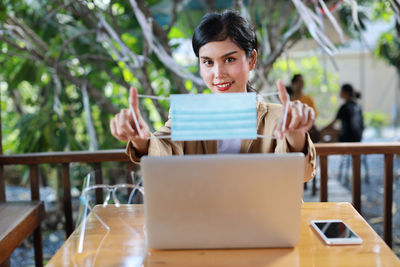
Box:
[217,139,242,154]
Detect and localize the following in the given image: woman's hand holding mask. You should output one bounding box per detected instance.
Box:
[110,87,151,154]
[274,80,316,152]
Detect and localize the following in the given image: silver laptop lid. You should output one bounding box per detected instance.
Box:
[142,153,305,249]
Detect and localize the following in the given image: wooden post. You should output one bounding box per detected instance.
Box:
[0,164,4,202]
[352,155,361,214]
[383,154,393,248]
[62,163,74,237]
[320,155,328,202]
[29,165,40,201]
[29,164,43,267]
[0,88,4,202]
[0,87,2,156]
[93,162,103,204]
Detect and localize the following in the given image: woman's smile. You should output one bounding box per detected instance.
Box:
[214,81,234,92]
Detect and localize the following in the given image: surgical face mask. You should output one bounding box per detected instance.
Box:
[170,92,257,141]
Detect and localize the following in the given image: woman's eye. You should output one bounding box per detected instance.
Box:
[203,59,213,65]
[225,57,235,63]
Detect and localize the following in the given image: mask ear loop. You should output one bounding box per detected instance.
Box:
[257,134,277,139]
[281,101,290,133]
[146,135,171,140]
[129,101,144,138]
[138,94,170,101]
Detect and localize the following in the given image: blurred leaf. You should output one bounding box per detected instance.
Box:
[168,26,187,39]
[0,2,7,22]
[375,30,400,68]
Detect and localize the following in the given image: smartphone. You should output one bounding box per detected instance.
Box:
[310,220,362,245]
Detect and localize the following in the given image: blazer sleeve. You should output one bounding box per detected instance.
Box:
[125,119,184,164]
[275,133,317,182]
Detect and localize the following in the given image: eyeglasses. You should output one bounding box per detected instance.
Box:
[80,183,144,208]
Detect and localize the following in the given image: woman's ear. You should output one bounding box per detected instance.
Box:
[249,49,257,71]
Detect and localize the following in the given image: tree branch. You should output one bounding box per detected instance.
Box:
[40,1,74,24]
[167,0,181,32]
[129,0,205,87]
[7,16,48,53]
[391,0,400,25]
[2,31,120,115]
[264,16,301,66]
[55,29,97,66]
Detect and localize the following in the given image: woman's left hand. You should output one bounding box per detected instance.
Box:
[274,80,315,151]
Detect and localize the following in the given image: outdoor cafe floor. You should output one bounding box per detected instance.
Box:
[6,154,400,266]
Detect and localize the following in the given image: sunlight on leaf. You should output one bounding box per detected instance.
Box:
[168,26,187,39]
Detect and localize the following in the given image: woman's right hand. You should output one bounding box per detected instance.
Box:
[110,87,151,154]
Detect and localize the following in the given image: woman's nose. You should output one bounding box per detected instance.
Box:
[214,63,226,78]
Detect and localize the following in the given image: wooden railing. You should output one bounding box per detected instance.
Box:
[316,142,400,248]
[0,150,133,237]
[0,143,398,249]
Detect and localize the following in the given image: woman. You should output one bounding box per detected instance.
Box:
[327,84,364,142]
[110,11,317,182]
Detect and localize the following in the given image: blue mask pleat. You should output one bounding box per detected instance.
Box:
[170,93,257,141]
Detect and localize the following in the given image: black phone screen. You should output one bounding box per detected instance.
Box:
[314,222,358,239]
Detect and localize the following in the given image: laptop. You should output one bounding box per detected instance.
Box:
[141,153,305,249]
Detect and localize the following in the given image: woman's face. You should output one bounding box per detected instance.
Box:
[199,39,256,94]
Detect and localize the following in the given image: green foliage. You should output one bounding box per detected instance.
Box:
[0,0,170,154]
[270,56,340,127]
[0,1,7,22]
[371,1,394,21]
[375,29,400,69]
[338,3,369,36]
[364,111,389,130]
[168,26,187,39]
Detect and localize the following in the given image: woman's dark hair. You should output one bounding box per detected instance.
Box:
[192,10,258,92]
[341,83,361,99]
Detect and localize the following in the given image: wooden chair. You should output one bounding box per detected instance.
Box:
[0,165,45,267]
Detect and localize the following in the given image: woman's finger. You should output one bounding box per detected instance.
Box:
[118,109,141,139]
[289,101,302,130]
[129,86,145,138]
[274,117,284,139]
[111,113,131,142]
[303,108,315,132]
[276,79,289,105]
[129,87,141,116]
[301,105,309,126]
[110,117,118,137]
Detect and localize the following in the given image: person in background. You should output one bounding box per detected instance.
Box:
[291,74,320,143]
[326,83,364,142]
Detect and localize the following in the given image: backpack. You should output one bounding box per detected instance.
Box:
[350,103,364,142]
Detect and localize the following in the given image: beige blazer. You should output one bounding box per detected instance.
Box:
[126,101,317,182]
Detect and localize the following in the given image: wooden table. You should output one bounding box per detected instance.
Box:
[47,202,400,266]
